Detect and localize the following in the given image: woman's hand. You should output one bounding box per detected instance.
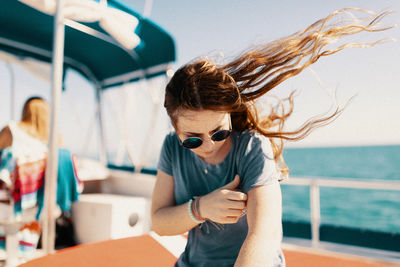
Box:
[199,175,247,224]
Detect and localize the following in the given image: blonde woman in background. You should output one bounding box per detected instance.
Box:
[0,96,79,254]
[0,96,51,255]
[0,96,61,153]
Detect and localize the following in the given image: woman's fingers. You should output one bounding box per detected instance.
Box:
[221,189,247,202]
[222,216,240,224]
[223,199,246,210]
[224,208,243,217]
[228,191,247,201]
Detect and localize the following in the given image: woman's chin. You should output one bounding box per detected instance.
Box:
[196,150,215,159]
[203,151,215,157]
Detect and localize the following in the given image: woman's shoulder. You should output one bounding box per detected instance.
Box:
[0,125,11,134]
[161,131,182,153]
[235,130,272,146]
[234,130,274,158]
[234,131,280,190]
[163,131,179,144]
[1,121,15,132]
[0,125,12,150]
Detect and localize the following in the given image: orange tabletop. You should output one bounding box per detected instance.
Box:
[19,234,177,267]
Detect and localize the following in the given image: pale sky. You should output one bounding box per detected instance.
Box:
[130,0,400,147]
[0,0,399,159]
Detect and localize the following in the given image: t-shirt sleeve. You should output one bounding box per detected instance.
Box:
[157,133,174,176]
[238,133,281,193]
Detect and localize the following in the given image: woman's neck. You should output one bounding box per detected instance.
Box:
[201,137,232,165]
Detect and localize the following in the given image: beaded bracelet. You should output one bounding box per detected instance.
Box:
[193,197,206,221]
[188,199,204,224]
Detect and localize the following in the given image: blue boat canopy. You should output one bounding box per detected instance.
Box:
[0,0,176,89]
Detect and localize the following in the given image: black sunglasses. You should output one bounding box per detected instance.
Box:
[180,129,232,149]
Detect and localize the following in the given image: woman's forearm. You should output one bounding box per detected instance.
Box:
[151,202,199,236]
[235,183,283,266]
[234,232,281,267]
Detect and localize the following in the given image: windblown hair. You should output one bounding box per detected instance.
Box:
[164,8,392,176]
[21,96,50,142]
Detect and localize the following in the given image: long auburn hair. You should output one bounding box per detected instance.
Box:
[21,96,50,142]
[164,8,392,176]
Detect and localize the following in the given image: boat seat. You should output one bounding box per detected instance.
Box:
[0,148,81,267]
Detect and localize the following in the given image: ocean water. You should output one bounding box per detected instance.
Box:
[282,145,400,234]
[106,145,400,234]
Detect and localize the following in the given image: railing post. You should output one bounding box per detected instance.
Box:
[310,180,321,247]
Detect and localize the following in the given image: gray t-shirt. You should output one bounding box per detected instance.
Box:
[158,130,285,267]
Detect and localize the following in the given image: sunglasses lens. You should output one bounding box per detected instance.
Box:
[182,137,203,149]
[211,130,231,142]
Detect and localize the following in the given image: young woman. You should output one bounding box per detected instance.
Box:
[0,97,81,252]
[151,8,391,267]
[0,96,50,156]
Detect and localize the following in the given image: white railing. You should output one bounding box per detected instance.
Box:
[281,177,400,247]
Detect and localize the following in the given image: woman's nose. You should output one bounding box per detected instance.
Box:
[202,138,215,150]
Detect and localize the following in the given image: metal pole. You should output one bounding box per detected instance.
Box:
[143,0,153,17]
[5,62,16,120]
[96,85,108,166]
[42,0,65,254]
[4,199,18,267]
[310,180,321,247]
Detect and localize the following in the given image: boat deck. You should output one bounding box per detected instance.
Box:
[282,243,396,267]
[16,233,399,267]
